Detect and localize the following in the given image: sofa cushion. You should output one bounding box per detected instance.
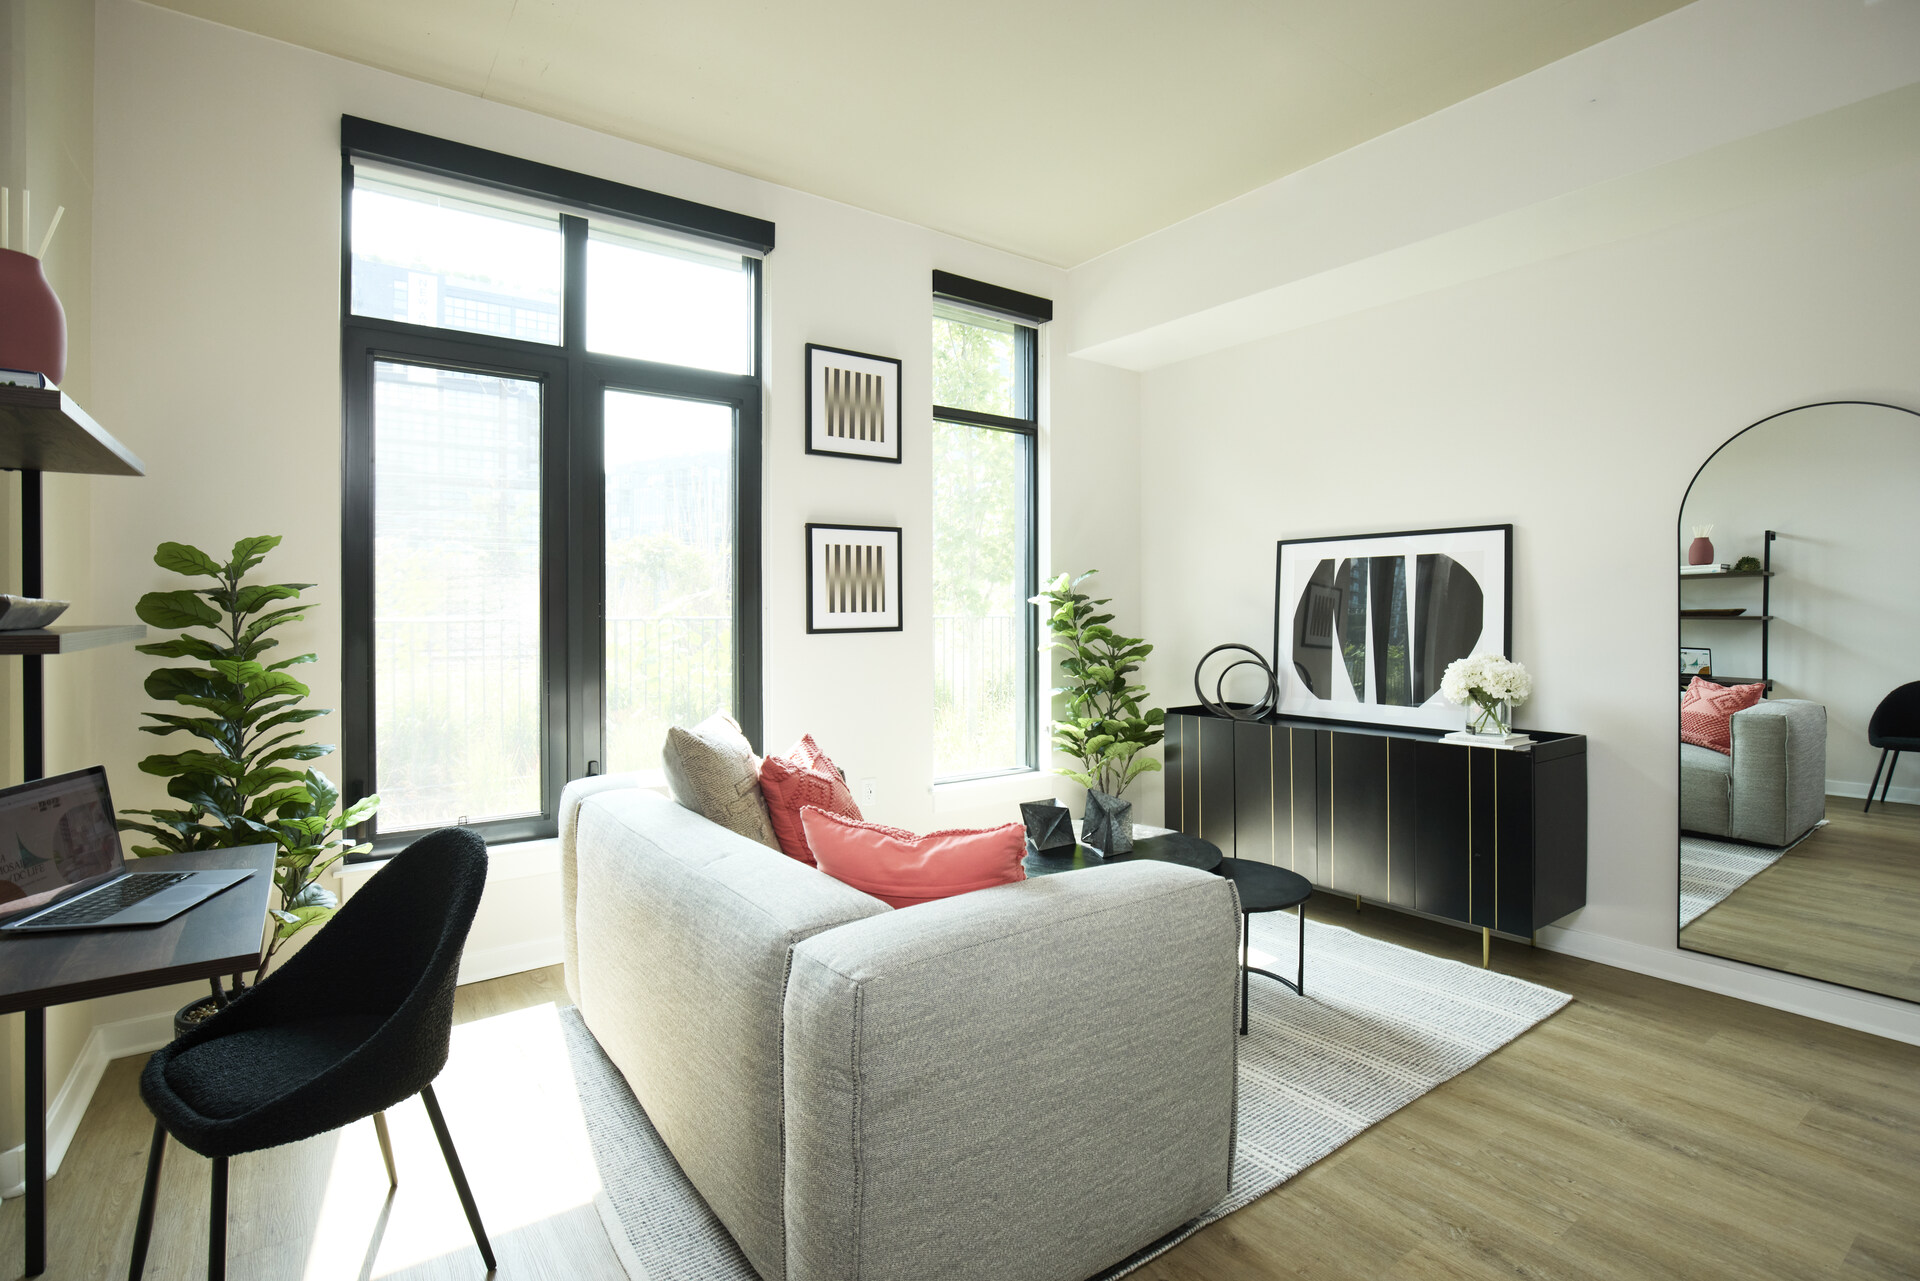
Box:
[1681,677,1764,754]
[799,808,1026,908]
[662,711,779,849]
[759,736,861,865]
[570,789,889,1281]
[1680,741,1732,837]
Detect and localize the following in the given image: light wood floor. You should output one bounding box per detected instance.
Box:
[1682,797,1920,1003]
[6,909,1919,1281]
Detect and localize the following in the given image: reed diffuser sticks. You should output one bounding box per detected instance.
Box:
[0,188,65,258]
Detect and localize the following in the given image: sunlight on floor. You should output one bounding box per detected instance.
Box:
[300,1002,602,1279]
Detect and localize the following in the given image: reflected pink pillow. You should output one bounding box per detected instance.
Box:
[1681,676,1764,755]
[799,807,1026,908]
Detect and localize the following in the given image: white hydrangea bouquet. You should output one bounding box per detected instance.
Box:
[1441,653,1533,738]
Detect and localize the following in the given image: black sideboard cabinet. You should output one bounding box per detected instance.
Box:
[1164,708,1587,953]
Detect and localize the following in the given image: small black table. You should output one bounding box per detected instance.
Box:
[1023,830,1224,878]
[1216,857,1313,1035]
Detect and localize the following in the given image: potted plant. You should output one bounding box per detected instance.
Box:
[1032,570,1165,853]
[116,536,379,1034]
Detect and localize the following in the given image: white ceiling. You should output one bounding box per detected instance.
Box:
[146,0,1692,268]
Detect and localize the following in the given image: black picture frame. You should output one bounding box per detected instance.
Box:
[805,343,902,463]
[805,523,903,634]
[1272,523,1514,733]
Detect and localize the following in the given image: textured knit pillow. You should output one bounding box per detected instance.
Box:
[1680,677,1765,755]
[661,712,779,849]
[759,736,862,864]
[799,807,1025,908]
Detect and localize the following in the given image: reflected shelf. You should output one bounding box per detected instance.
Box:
[0,625,147,655]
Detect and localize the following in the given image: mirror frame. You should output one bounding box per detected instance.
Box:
[1674,399,1920,1001]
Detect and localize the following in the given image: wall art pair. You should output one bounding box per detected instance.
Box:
[804,344,904,632]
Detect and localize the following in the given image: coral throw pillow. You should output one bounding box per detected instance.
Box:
[759,736,862,864]
[1681,677,1765,755]
[799,808,1026,908]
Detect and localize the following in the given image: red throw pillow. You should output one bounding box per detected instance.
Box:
[1681,677,1765,755]
[759,736,861,864]
[799,807,1026,908]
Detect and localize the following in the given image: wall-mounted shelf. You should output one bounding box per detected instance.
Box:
[0,625,147,655]
[1681,530,1776,694]
[1678,673,1772,690]
[0,385,146,476]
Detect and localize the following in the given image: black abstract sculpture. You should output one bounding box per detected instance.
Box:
[1193,643,1279,721]
[1020,800,1076,853]
[1082,790,1134,855]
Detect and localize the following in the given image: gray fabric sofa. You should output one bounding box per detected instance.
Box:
[1680,698,1826,847]
[560,778,1240,1281]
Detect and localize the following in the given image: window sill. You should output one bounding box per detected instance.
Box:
[930,769,1059,816]
[335,835,561,896]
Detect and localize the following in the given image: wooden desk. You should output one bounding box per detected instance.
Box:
[0,845,274,1277]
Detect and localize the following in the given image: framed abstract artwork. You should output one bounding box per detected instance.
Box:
[806,523,902,633]
[806,343,901,463]
[1273,524,1513,731]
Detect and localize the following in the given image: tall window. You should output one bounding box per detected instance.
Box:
[341,119,770,851]
[930,275,1047,780]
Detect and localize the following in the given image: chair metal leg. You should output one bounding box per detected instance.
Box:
[208,1156,228,1281]
[373,1111,399,1188]
[126,1120,167,1281]
[1883,752,1902,808]
[1865,749,1889,813]
[421,1084,496,1271]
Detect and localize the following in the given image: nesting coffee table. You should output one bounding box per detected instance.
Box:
[1215,857,1312,1034]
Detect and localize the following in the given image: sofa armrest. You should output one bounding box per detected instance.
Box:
[557,772,656,1004]
[1728,699,1827,846]
[782,862,1240,1281]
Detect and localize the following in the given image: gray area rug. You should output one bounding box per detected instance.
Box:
[565,915,1570,1281]
[1680,822,1825,927]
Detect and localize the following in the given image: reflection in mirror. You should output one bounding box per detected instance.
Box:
[1290,554,1484,706]
[1677,402,1920,1002]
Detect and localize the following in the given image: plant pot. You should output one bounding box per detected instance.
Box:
[173,994,222,1039]
[0,249,67,384]
[1687,536,1715,566]
[1082,789,1134,854]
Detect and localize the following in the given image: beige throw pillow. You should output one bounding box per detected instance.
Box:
[662,712,780,850]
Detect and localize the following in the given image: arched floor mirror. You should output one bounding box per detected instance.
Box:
[1676,401,1920,1001]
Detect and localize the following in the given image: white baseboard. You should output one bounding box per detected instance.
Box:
[457,935,564,986]
[1536,924,1920,1046]
[1827,777,1918,806]
[0,1009,175,1200]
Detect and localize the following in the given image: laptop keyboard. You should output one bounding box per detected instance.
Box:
[29,873,191,926]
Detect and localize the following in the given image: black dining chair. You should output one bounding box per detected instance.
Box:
[127,827,496,1280]
[1865,681,1920,813]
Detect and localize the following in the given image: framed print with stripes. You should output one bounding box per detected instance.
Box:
[806,523,903,633]
[806,343,902,463]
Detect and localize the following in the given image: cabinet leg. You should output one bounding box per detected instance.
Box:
[1354,892,1361,911]
[1482,927,1491,969]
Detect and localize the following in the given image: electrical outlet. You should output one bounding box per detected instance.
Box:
[858,778,878,807]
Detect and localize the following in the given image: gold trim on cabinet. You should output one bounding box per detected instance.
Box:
[1288,729,1296,872]
[1467,747,1473,924]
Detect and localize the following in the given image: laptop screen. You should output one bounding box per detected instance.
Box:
[0,766,125,919]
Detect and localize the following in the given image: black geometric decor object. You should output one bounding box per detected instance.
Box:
[1082,789,1134,855]
[1020,801,1076,853]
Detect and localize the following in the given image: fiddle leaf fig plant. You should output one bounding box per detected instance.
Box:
[117,535,379,980]
[1033,570,1165,798]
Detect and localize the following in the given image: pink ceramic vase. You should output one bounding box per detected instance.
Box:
[0,248,67,385]
[1687,536,1714,566]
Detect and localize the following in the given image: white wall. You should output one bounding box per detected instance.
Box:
[1110,144,1920,1045]
[1682,403,1920,802]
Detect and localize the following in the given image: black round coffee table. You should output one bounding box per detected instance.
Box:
[1217,857,1312,1035]
[1024,830,1224,878]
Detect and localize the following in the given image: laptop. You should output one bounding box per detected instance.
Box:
[0,766,254,933]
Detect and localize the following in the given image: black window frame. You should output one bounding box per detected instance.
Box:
[340,120,768,855]
[930,273,1049,783]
